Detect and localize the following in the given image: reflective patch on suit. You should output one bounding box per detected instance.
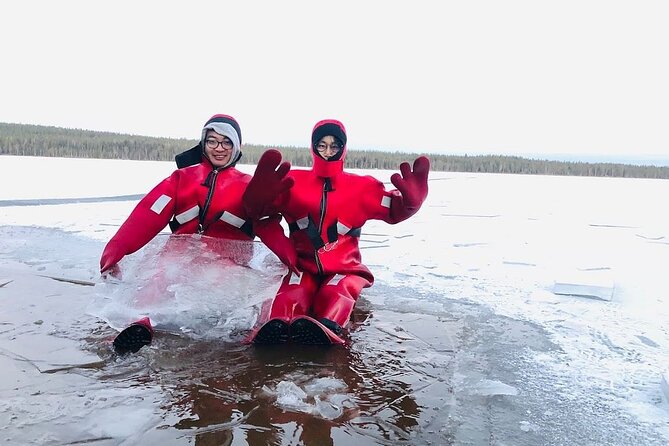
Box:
[326,274,345,286]
[381,195,392,208]
[175,205,200,224]
[288,271,303,285]
[296,216,309,230]
[337,222,351,235]
[318,241,338,253]
[150,194,172,214]
[220,211,245,228]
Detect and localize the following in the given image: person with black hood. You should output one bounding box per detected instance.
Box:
[99,114,295,353]
[244,119,430,345]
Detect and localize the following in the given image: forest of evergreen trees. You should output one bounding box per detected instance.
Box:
[1,122,668,179]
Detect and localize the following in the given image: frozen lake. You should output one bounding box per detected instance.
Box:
[1,155,668,445]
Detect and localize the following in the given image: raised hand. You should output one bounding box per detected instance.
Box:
[243,149,294,219]
[390,156,430,211]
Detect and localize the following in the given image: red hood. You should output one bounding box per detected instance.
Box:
[311,119,347,178]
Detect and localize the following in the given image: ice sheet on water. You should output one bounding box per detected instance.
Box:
[304,376,348,393]
[468,379,520,396]
[552,268,615,301]
[88,234,286,341]
[662,372,669,403]
[262,377,351,420]
[453,373,520,396]
[275,381,311,412]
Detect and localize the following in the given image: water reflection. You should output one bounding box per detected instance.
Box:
[139,306,434,445]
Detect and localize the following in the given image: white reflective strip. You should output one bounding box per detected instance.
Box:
[327,274,345,286]
[150,194,172,214]
[175,205,200,224]
[220,211,245,228]
[381,195,392,208]
[288,271,303,285]
[337,222,351,235]
[296,217,309,230]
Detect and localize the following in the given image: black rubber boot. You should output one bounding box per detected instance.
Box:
[253,319,290,344]
[113,323,153,354]
[319,318,343,336]
[290,318,331,345]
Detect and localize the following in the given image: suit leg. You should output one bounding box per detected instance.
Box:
[312,274,371,329]
[268,271,319,320]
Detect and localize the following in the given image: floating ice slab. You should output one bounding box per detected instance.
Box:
[662,371,669,403]
[552,269,614,301]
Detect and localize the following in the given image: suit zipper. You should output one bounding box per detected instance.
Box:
[198,169,219,234]
[314,178,330,274]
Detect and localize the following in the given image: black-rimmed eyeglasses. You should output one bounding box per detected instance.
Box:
[205,138,233,150]
[316,142,342,153]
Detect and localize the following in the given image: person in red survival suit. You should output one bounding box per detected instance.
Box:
[99,114,294,354]
[243,119,430,345]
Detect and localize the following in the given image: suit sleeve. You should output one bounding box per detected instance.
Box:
[100,172,180,271]
[360,179,424,224]
[357,177,407,224]
[253,214,298,273]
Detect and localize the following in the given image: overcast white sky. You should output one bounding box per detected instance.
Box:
[1,0,667,159]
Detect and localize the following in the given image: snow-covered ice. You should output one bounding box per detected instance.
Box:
[1,155,668,445]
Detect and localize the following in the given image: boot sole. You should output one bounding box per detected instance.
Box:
[252,319,290,344]
[290,317,333,345]
[113,324,153,354]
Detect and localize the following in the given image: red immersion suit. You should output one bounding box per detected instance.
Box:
[100,159,254,273]
[254,119,429,339]
[99,114,274,274]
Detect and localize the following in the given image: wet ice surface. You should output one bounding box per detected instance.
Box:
[90,235,285,340]
[1,156,669,445]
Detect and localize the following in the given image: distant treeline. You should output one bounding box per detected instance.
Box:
[1,122,668,179]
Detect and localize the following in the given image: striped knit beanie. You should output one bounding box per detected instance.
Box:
[201,114,242,166]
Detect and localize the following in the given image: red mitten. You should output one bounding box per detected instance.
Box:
[389,156,430,222]
[254,215,299,274]
[243,149,294,219]
[101,264,122,280]
[100,240,125,278]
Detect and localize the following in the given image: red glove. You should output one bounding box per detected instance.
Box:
[243,149,294,219]
[101,264,122,280]
[100,240,124,279]
[389,156,430,222]
[253,215,299,275]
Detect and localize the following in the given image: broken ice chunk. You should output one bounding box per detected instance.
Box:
[553,269,614,301]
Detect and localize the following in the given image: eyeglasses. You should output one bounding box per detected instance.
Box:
[316,142,342,153]
[205,138,233,150]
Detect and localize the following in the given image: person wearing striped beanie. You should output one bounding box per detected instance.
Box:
[99,114,296,354]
